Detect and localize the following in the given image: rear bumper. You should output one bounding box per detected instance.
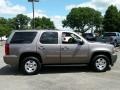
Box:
[3,55,19,66]
[111,53,117,66]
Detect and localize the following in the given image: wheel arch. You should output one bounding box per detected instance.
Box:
[90,51,112,65]
[19,52,43,68]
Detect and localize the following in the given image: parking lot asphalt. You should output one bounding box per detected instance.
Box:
[0,45,120,90]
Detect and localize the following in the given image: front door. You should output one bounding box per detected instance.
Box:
[61,32,89,64]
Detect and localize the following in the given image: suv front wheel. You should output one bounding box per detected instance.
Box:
[91,55,110,72]
[21,56,41,75]
[113,40,118,47]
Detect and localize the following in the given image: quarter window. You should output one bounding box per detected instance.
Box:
[40,32,58,44]
[10,32,37,44]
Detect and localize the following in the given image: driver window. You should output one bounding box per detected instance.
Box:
[118,33,119,36]
[62,32,81,44]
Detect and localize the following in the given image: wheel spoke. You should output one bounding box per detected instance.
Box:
[25,60,37,73]
[95,58,107,71]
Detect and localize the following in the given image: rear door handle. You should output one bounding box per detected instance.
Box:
[38,46,45,50]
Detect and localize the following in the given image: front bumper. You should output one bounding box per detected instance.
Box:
[3,55,19,66]
[111,53,117,66]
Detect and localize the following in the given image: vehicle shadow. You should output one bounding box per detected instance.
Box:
[40,66,92,74]
[0,65,20,75]
[0,65,95,75]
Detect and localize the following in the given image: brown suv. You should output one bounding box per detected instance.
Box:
[4,30,117,75]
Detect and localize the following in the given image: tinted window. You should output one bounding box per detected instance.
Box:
[117,33,119,36]
[82,33,96,41]
[40,32,58,44]
[103,33,116,37]
[83,33,93,37]
[10,32,37,44]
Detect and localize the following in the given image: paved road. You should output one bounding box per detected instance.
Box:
[0,45,120,90]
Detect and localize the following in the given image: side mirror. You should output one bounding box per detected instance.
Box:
[77,39,84,45]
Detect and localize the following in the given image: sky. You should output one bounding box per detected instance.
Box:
[0,0,120,30]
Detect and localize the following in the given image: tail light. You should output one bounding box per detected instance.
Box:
[5,43,9,55]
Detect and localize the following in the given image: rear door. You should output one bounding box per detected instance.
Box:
[37,31,60,64]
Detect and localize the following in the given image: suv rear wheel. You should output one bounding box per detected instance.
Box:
[91,55,110,72]
[21,56,41,75]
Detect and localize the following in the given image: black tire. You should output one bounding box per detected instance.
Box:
[21,56,41,75]
[91,55,110,72]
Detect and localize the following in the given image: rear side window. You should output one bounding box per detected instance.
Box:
[40,32,58,44]
[10,32,37,44]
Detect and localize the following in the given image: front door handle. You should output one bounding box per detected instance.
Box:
[61,47,69,50]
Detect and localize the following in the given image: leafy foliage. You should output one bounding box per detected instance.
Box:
[31,17,55,29]
[103,5,119,32]
[0,25,12,37]
[12,14,30,30]
[63,7,102,33]
[0,17,12,37]
[0,14,55,37]
[1,5,120,37]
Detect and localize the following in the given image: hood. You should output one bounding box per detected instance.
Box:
[87,41,114,54]
[88,41,113,46]
[88,41,114,50]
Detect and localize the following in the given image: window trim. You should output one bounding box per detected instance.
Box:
[10,32,37,44]
[62,32,82,44]
[40,32,58,44]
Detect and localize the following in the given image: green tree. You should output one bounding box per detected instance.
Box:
[31,17,55,29]
[13,14,30,30]
[63,7,102,34]
[0,17,12,37]
[7,18,16,30]
[0,17,7,24]
[0,24,12,37]
[103,5,119,32]
[117,11,120,32]
[0,25,5,37]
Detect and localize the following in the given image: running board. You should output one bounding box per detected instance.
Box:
[43,64,88,67]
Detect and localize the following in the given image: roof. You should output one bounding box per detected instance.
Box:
[104,32,119,33]
[12,30,74,33]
